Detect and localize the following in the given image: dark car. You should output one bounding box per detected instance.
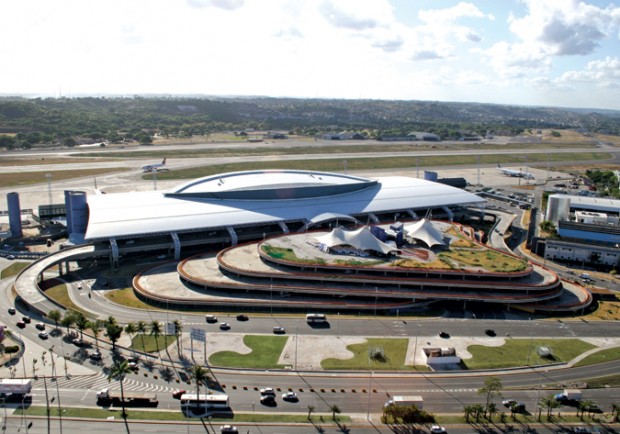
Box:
[16,321,26,328]
[172,389,187,399]
[260,395,276,406]
[8,308,16,315]
[89,352,102,361]
[485,329,496,337]
[236,314,249,321]
[22,316,31,324]
[439,331,450,338]
[35,323,46,331]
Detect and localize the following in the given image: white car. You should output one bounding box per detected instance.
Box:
[430,425,446,434]
[260,387,275,396]
[282,391,298,401]
[220,425,238,434]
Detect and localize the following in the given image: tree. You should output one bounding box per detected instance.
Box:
[463,404,475,423]
[104,317,123,350]
[48,310,61,330]
[136,320,147,351]
[307,405,315,420]
[149,320,162,353]
[73,312,89,341]
[472,403,485,422]
[478,376,502,417]
[124,322,137,355]
[612,403,620,422]
[330,404,341,421]
[60,311,76,335]
[487,402,498,421]
[541,394,560,419]
[173,319,183,355]
[190,365,210,398]
[107,360,133,418]
[91,319,104,351]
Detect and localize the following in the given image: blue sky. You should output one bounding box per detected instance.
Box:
[2,0,620,110]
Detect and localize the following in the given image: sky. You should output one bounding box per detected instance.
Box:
[2,0,620,110]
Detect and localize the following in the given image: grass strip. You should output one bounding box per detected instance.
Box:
[1,262,29,279]
[465,339,596,369]
[149,152,611,181]
[573,346,620,367]
[0,168,129,188]
[131,334,177,353]
[209,335,288,368]
[44,284,93,318]
[321,338,422,370]
[16,406,348,423]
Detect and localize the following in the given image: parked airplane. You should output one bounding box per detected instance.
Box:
[141,158,167,172]
[496,163,534,179]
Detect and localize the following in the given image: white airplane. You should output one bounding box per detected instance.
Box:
[141,158,167,172]
[496,163,534,179]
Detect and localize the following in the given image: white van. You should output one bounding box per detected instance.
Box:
[205,315,218,323]
[579,273,591,280]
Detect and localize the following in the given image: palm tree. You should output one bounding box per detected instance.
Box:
[463,404,475,423]
[124,322,137,355]
[307,405,315,420]
[173,319,183,355]
[329,404,341,421]
[487,402,498,422]
[472,403,485,422]
[60,311,76,336]
[190,364,210,398]
[104,318,123,350]
[107,360,133,419]
[91,319,104,351]
[136,320,147,351]
[73,312,89,341]
[149,320,162,353]
[47,310,61,331]
[478,376,502,417]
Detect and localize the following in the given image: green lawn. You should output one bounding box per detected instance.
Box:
[131,334,177,353]
[44,284,93,318]
[322,338,421,370]
[574,346,620,367]
[209,335,288,368]
[464,339,596,369]
[1,262,29,278]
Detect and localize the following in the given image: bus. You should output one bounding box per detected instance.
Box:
[306,313,327,324]
[180,393,230,416]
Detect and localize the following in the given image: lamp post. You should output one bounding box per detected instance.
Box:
[45,173,53,207]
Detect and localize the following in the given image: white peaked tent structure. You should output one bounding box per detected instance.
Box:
[314,226,398,256]
[404,219,446,248]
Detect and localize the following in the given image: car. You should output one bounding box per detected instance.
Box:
[128,361,139,371]
[219,322,230,330]
[22,316,31,324]
[485,329,496,337]
[220,425,239,434]
[89,352,102,361]
[281,391,298,401]
[38,331,49,339]
[583,403,602,413]
[8,308,15,315]
[430,425,447,434]
[77,284,83,290]
[16,321,25,328]
[273,326,286,334]
[260,395,276,405]
[573,427,592,434]
[260,387,276,396]
[439,331,450,338]
[502,399,517,407]
[6,255,15,260]
[205,315,218,323]
[510,402,526,413]
[236,314,249,321]
[172,389,187,399]
[72,338,83,346]
[35,322,45,330]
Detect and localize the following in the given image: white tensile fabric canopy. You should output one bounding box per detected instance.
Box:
[314,226,398,255]
[404,219,446,248]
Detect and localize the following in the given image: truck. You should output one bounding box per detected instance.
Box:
[555,389,582,402]
[0,379,32,398]
[96,388,158,407]
[384,395,424,409]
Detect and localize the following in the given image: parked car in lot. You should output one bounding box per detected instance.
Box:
[89,352,102,361]
[219,322,230,330]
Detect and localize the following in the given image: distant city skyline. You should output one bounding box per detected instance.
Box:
[2,0,620,110]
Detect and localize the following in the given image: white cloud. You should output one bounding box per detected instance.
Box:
[559,56,620,87]
[186,0,245,10]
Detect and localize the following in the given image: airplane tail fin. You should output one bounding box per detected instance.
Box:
[497,163,501,168]
[162,158,166,165]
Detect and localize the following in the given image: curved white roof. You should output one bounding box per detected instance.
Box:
[84,170,485,240]
[404,219,446,248]
[315,226,397,255]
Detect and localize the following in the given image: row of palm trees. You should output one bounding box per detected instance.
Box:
[47,309,183,353]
